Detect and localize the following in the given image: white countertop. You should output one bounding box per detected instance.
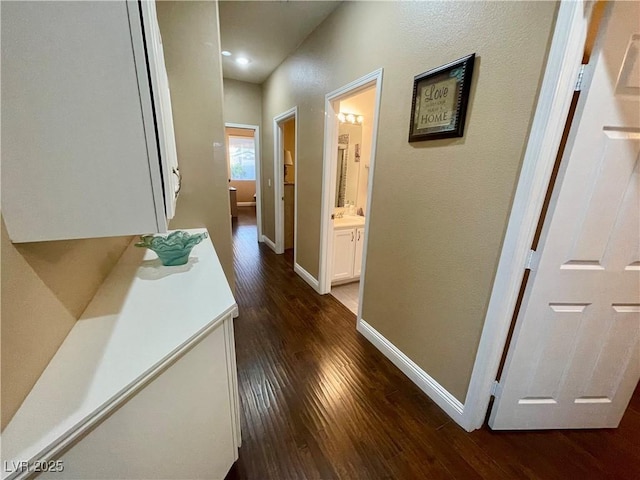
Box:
[1,229,237,479]
[333,215,366,229]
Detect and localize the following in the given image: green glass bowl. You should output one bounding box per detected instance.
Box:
[135,231,208,266]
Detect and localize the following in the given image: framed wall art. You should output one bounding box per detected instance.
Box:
[408,53,475,142]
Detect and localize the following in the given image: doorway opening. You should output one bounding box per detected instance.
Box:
[225,123,261,238]
[319,69,383,319]
[273,107,297,262]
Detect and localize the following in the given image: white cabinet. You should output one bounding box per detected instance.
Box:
[1,1,178,242]
[332,228,356,282]
[1,230,240,480]
[331,224,365,284]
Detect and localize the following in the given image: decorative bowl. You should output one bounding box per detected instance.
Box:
[135,231,208,266]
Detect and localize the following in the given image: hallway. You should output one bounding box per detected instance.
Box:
[227,207,640,479]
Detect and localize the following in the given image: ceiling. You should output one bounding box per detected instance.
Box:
[218,1,341,84]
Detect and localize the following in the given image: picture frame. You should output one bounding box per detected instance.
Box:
[408,53,475,142]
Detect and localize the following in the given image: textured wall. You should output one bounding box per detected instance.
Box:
[157,1,234,289]
[261,1,557,402]
[223,78,262,127]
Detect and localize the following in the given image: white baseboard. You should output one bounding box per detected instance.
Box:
[238,202,256,207]
[294,263,322,294]
[357,318,468,430]
[261,235,277,253]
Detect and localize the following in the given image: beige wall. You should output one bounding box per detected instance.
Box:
[261,1,557,402]
[1,218,130,429]
[223,78,262,127]
[157,1,234,289]
[230,181,256,204]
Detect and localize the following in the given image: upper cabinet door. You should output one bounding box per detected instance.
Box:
[139,0,179,220]
[1,1,173,242]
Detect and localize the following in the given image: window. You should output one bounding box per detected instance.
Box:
[228,135,256,181]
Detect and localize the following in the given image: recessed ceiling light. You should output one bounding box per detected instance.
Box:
[235,57,250,66]
[221,50,232,57]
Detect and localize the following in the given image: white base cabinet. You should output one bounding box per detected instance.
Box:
[1,230,239,480]
[331,226,365,284]
[38,323,237,480]
[1,0,178,242]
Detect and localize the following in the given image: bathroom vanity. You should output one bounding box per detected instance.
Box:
[1,230,240,480]
[331,216,366,284]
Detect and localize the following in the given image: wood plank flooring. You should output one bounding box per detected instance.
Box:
[227,207,640,480]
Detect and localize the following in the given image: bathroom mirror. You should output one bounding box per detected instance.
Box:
[334,123,363,209]
[335,145,347,207]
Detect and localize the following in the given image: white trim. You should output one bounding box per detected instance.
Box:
[357,318,466,428]
[319,69,384,298]
[293,263,322,294]
[462,0,591,431]
[293,114,299,268]
[225,122,262,240]
[237,202,256,207]
[261,234,277,253]
[273,107,298,255]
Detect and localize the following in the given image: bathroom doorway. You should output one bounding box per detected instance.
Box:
[319,69,383,318]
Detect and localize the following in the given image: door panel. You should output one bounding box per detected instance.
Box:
[490,1,640,430]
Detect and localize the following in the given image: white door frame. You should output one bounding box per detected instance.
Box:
[461,0,593,431]
[273,107,298,255]
[318,68,384,308]
[225,122,262,240]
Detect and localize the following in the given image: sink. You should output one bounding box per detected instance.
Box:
[333,215,365,228]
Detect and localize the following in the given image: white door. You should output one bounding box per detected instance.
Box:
[141,0,179,220]
[353,227,365,277]
[490,1,640,430]
[332,229,355,282]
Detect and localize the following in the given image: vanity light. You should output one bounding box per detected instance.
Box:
[236,57,250,65]
[221,50,232,57]
[338,112,363,125]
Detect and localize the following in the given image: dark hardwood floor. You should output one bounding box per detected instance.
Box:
[227,206,640,480]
